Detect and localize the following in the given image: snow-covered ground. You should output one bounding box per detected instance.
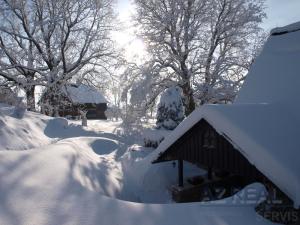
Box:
[0,104,276,225]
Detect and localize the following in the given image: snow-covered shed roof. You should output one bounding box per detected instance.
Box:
[152,22,300,207]
[63,84,107,104]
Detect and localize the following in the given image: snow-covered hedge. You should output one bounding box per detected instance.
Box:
[142,129,171,148]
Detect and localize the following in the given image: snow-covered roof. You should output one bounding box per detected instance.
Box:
[271,21,300,36]
[152,22,300,207]
[63,84,107,104]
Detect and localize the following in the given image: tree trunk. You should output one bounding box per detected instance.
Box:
[80,110,88,127]
[182,81,195,116]
[82,116,87,127]
[13,97,26,119]
[54,106,59,117]
[25,86,35,111]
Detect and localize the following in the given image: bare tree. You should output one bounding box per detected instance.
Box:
[120,60,176,122]
[0,4,41,111]
[0,0,116,114]
[194,0,266,104]
[134,0,266,115]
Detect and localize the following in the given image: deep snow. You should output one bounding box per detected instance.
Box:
[0,104,275,225]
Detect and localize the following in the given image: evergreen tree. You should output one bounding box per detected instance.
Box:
[156,87,184,130]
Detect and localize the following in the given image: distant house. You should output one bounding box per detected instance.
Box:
[40,84,108,119]
[151,21,300,213]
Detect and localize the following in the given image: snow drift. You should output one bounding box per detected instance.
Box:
[0,103,274,225]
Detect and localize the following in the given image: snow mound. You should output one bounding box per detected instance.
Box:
[0,104,274,224]
[0,105,53,150]
[0,136,273,225]
[0,104,119,150]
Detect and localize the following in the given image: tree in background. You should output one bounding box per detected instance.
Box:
[134,0,266,116]
[0,7,40,111]
[156,86,184,130]
[120,61,176,123]
[0,85,18,106]
[0,0,117,114]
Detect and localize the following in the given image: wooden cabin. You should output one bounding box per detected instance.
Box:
[153,119,264,182]
[151,22,300,223]
[40,84,108,120]
[153,118,267,203]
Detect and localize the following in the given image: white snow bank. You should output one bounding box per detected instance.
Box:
[0,103,274,224]
[0,104,121,150]
[0,104,53,150]
[0,137,273,225]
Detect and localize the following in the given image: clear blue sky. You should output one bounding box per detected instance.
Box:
[264,0,300,30]
[117,0,300,30]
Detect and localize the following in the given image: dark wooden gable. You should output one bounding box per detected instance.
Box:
[86,103,107,120]
[153,119,263,181]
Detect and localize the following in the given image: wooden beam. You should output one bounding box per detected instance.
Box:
[178,159,184,187]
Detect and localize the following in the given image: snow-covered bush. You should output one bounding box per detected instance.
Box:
[143,131,164,148]
[142,129,171,148]
[156,86,184,130]
[143,136,164,148]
